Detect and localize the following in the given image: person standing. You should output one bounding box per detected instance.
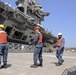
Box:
[53,33,65,66]
[30,24,43,68]
[0,24,8,68]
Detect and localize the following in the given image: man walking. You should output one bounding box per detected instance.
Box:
[54,33,65,66]
[30,24,43,68]
[0,24,8,68]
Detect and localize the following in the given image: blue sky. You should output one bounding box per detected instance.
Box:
[1,0,76,48]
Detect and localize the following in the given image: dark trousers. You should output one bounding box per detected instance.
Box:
[34,47,43,65]
[0,43,8,65]
[56,47,64,63]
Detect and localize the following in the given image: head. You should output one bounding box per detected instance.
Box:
[0,24,5,31]
[58,33,62,39]
[35,29,40,33]
[34,26,40,33]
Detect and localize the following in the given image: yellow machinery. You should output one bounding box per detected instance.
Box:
[46,43,54,52]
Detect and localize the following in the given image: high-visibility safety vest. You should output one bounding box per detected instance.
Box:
[38,33,43,42]
[0,31,7,43]
[56,38,62,46]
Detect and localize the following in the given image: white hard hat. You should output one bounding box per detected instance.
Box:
[58,33,62,35]
[37,23,41,26]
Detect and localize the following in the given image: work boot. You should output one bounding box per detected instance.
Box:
[37,64,43,67]
[56,62,62,66]
[59,63,62,65]
[30,64,38,68]
[1,64,7,68]
[0,64,1,69]
[62,60,64,63]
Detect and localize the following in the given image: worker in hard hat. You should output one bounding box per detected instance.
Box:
[53,33,65,66]
[30,25,43,68]
[0,24,8,68]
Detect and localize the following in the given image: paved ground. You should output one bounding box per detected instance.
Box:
[0,51,76,75]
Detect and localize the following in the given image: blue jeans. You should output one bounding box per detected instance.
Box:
[0,43,8,65]
[56,47,64,63]
[33,47,43,65]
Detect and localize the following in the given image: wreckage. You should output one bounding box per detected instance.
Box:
[0,0,57,51]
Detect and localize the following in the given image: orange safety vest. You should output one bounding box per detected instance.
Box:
[0,31,7,43]
[38,32,43,42]
[56,38,62,46]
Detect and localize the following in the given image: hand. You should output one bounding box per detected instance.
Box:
[29,42,31,45]
[53,45,56,48]
[58,47,61,50]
